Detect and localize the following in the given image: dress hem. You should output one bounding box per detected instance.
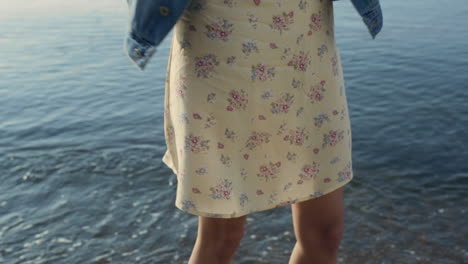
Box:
[174,175,354,219]
[162,150,178,176]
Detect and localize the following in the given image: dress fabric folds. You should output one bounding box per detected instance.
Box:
[162,0,354,218]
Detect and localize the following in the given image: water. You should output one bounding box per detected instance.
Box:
[1,0,467,263]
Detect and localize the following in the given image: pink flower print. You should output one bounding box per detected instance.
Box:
[253,0,261,5]
[323,177,331,183]
[194,53,220,78]
[218,142,224,149]
[309,11,322,33]
[245,131,272,150]
[209,179,233,199]
[269,11,295,34]
[337,162,353,182]
[256,189,264,195]
[283,127,310,146]
[205,18,233,42]
[298,162,320,182]
[322,129,345,149]
[243,153,249,159]
[313,148,320,154]
[271,92,294,114]
[192,187,201,194]
[251,63,276,81]
[193,113,202,119]
[287,50,311,72]
[188,24,197,31]
[184,133,210,153]
[307,80,326,104]
[258,114,266,120]
[269,42,278,49]
[332,109,338,115]
[226,89,248,111]
[257,161,281,182]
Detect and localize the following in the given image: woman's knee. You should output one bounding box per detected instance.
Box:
[197,215,247,250]
[295,220,343,252]
[319,222,344,252]
[291,187,345,253]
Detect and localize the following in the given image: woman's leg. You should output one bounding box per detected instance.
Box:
[188,214,247,264]
[288,186,346,264]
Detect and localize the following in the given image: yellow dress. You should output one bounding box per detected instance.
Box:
[162,0,353,218]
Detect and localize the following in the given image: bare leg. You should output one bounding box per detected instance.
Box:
[288,186,345,264]
[188,214,247,264]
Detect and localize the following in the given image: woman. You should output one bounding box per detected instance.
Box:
[158,0,372,263]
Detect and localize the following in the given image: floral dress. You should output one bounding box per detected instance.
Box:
[162,0,353,218]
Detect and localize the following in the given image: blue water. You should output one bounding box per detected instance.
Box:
[1,0,467,263]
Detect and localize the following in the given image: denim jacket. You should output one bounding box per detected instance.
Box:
[124,0,383,71]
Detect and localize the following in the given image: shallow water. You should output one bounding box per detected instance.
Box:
[1,0,467,263]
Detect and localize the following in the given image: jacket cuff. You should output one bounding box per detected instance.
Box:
[360,2,383,39]
[124,31,157,71]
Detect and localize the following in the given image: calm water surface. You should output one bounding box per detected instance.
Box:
[1,0,467,263]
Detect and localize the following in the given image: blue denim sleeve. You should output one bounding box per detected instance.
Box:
[124,0,191,71]
[350,0,383,39]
